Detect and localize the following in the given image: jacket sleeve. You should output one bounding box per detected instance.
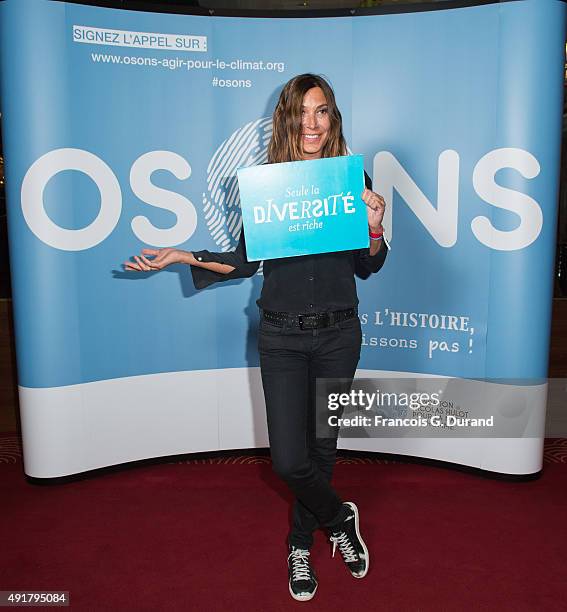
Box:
[355,170,390,279]
[190,230,261,290]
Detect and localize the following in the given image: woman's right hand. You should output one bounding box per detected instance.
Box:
[123,248,194,272]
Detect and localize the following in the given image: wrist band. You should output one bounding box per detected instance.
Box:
[369,230,383,240]
[369,235,383,241]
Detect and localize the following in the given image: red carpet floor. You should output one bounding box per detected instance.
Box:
[1,434,566,611]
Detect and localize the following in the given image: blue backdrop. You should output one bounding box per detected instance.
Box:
[0,0,565,389]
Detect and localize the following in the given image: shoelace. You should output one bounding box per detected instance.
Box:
[288,548,312,582]
[330,529,358,563]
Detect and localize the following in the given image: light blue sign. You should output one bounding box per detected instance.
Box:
[237,155,369,261]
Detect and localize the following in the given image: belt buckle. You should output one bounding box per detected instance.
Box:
[298,314,317,330]
[298,313,329,329]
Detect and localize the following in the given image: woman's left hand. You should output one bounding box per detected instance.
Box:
[362,188,386,233]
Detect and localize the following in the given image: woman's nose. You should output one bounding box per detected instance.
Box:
[302,112,317,129]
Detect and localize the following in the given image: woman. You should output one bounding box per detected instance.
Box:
[125,73,388,601]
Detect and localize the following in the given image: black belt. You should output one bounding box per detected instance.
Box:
[261,307,357,330]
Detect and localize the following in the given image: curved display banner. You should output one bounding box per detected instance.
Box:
[0,0,565,477]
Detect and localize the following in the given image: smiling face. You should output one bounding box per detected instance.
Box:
[267,74,346,164]
[300,86,331,161]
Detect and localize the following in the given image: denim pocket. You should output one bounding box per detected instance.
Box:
[337,315,361,331]
[259,319,285,335]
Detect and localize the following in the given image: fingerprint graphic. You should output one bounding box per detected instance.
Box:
[335,456,396,465]
[543,438,567,463]
[203,117,272,257]
[174,455,271,465]
[0,434,21,464]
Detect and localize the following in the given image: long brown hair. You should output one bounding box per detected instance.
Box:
[267,74,347,164]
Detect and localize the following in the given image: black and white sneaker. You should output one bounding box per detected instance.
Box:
[329,501,369,578]
[287,546,318,601]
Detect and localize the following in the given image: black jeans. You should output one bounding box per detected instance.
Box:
[258,313,362,549]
